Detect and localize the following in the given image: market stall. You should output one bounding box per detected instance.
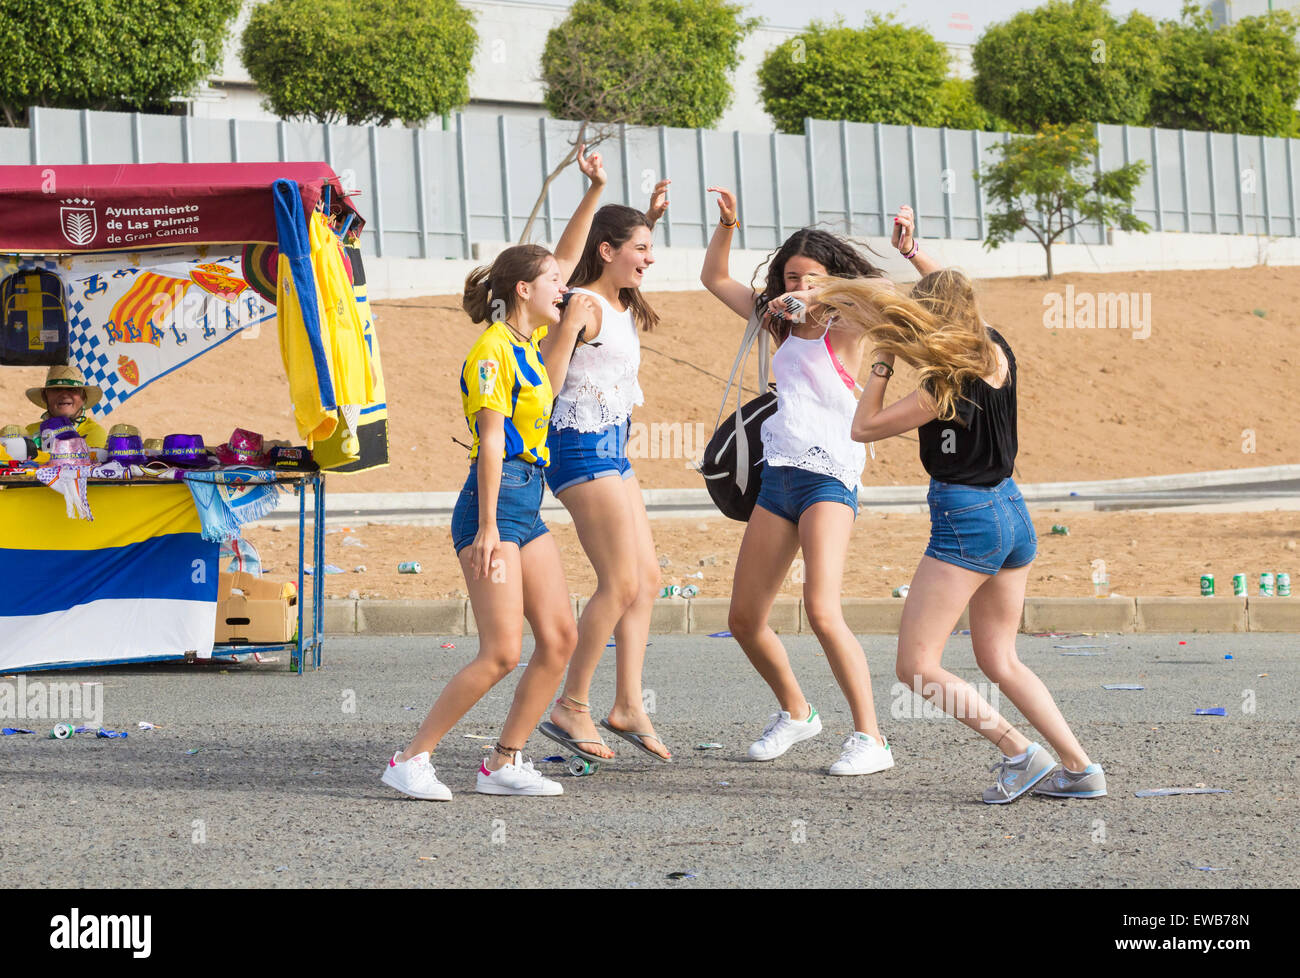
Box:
[0,163,388,674]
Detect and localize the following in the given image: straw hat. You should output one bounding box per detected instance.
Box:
[25,364,103,410]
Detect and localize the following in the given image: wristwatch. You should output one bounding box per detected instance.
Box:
[871,361,894,379]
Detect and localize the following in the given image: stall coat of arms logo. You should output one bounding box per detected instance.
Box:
[60,198,98,246]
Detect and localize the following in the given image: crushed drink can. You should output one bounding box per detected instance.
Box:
[1259,572,1275,596]
[1050,524,1069,535]
[1199,574,1214,596]
[398,561,422,574]
[1232,573,1247,596]
[680,584,699,598]
[659,585,681,598]
[1278,572,1291,597]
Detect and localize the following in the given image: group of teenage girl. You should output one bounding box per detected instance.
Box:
[381,146,1108,805]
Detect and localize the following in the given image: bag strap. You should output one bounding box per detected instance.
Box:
[709,310,771,495]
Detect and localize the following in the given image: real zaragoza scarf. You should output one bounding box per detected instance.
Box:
[182,468,281,542]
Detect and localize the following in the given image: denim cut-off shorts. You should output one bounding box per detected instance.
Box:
[754,460,859,524]
[925,477,1037,575]
[544,420,635,495]
[451,457,549,554]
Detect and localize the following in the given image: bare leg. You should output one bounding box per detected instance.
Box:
[549,475,638,759]
[968,563,1091,770]
[401,544,523,760]
[490,532,580,768]
[727,505,807,717]
[895,555,1032,757]
[799,502,881,740]
[604,473,671,758]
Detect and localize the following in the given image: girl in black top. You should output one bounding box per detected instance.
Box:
[807,249,1106,805]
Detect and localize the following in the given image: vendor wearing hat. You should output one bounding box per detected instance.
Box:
[24,365,108,449]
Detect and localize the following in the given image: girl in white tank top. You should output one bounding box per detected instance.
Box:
[700,189,935,777]
[538,200,677,766]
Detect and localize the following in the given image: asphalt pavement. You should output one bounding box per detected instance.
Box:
[2,633,1295,888]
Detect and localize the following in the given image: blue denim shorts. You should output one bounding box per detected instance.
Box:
[451,457,550,554]
[925,477,1037,575]
[544,420,634,495]
[754,460,859,524]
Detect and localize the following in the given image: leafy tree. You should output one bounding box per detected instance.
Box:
[757,17,950,134]
[242,0,476,126]
[979,123,1149,278]
[1148,3,1300,136]
[935,79,1012,132]
[540,0,757,129]
[972,0,1161,132]
[0,0,240,126]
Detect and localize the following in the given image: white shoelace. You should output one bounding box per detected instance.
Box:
[759,712,785,741]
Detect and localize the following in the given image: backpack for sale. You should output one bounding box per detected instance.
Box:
[1,269,69,366]
[698,310,776,522]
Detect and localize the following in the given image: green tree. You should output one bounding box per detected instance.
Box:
[1149,3,1300,136]
[979,123,1149,278]
[757,17,950,134]
[242,0,476,126]
[972,0,1161,132]
[935,79,1011,132]
[0,0,240,126]
[541,0,757,129]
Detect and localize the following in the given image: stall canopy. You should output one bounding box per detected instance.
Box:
[0,162,387,472]
[0,162,360,252]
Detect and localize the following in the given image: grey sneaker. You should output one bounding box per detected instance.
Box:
[1033,763,1108,798]
[981,742,1055,804]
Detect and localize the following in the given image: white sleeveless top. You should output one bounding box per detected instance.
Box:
[551,287,645,432]
[761,327,867,491]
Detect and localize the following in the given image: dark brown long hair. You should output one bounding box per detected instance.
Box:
[567,204,659,331]
[462,244,553,324]
[753,229,884,342]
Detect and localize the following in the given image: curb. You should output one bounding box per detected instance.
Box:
[306,595,1299,636]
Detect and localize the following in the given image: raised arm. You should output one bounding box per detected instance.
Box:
[644,178,670,229]
[700,186,759,319]
[892,205,943,277]
[850,352,939,442]
[553,145,607,281]
[538,294,599,396]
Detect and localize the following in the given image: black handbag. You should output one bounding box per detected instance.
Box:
[698,311,775,521]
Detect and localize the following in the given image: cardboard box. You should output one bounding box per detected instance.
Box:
[214,571,298,644]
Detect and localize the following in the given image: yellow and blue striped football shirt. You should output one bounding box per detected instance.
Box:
[459,322,553,465]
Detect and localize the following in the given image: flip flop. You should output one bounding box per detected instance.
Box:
[537,721,613,764]
[599,718,672,763]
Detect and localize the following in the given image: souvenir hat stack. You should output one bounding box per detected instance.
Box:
[105,424,147,465]
[48,432,94,466]
[1,424,29,461]
[160,433,216,468]
[215,428,272,467]
[38,416,77,450]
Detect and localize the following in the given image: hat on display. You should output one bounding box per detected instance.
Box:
[38,416,76,450]
[215,428,272,467]
[48,432,94,466]
[160,433,216,468]
[105,424,147,465]
[1,424,28,461]
[267,444,318,471]
[143,437,164,455]
[25,364,103,410]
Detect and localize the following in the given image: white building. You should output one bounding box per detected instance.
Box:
[196,0,973,133]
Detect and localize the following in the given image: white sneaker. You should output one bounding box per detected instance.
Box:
[476,751,563,796]
[828,732,895,776]
[747,706,823,761]
[381,751,452,801]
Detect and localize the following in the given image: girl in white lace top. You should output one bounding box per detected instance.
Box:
[537,194,675,765]
[700,192,937,777]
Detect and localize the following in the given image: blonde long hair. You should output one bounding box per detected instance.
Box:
[815,268,998,423]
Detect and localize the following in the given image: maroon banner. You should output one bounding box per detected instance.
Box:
[0,163,362,252]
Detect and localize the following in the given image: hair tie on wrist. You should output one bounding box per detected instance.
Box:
[902,243,919,260]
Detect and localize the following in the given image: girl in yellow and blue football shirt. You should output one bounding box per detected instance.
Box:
[379,148,607,801]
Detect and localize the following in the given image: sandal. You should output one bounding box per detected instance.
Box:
[599,717,672,763]
[538,695,614,763]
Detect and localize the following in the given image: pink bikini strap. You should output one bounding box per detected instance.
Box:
[824,332,855,391]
